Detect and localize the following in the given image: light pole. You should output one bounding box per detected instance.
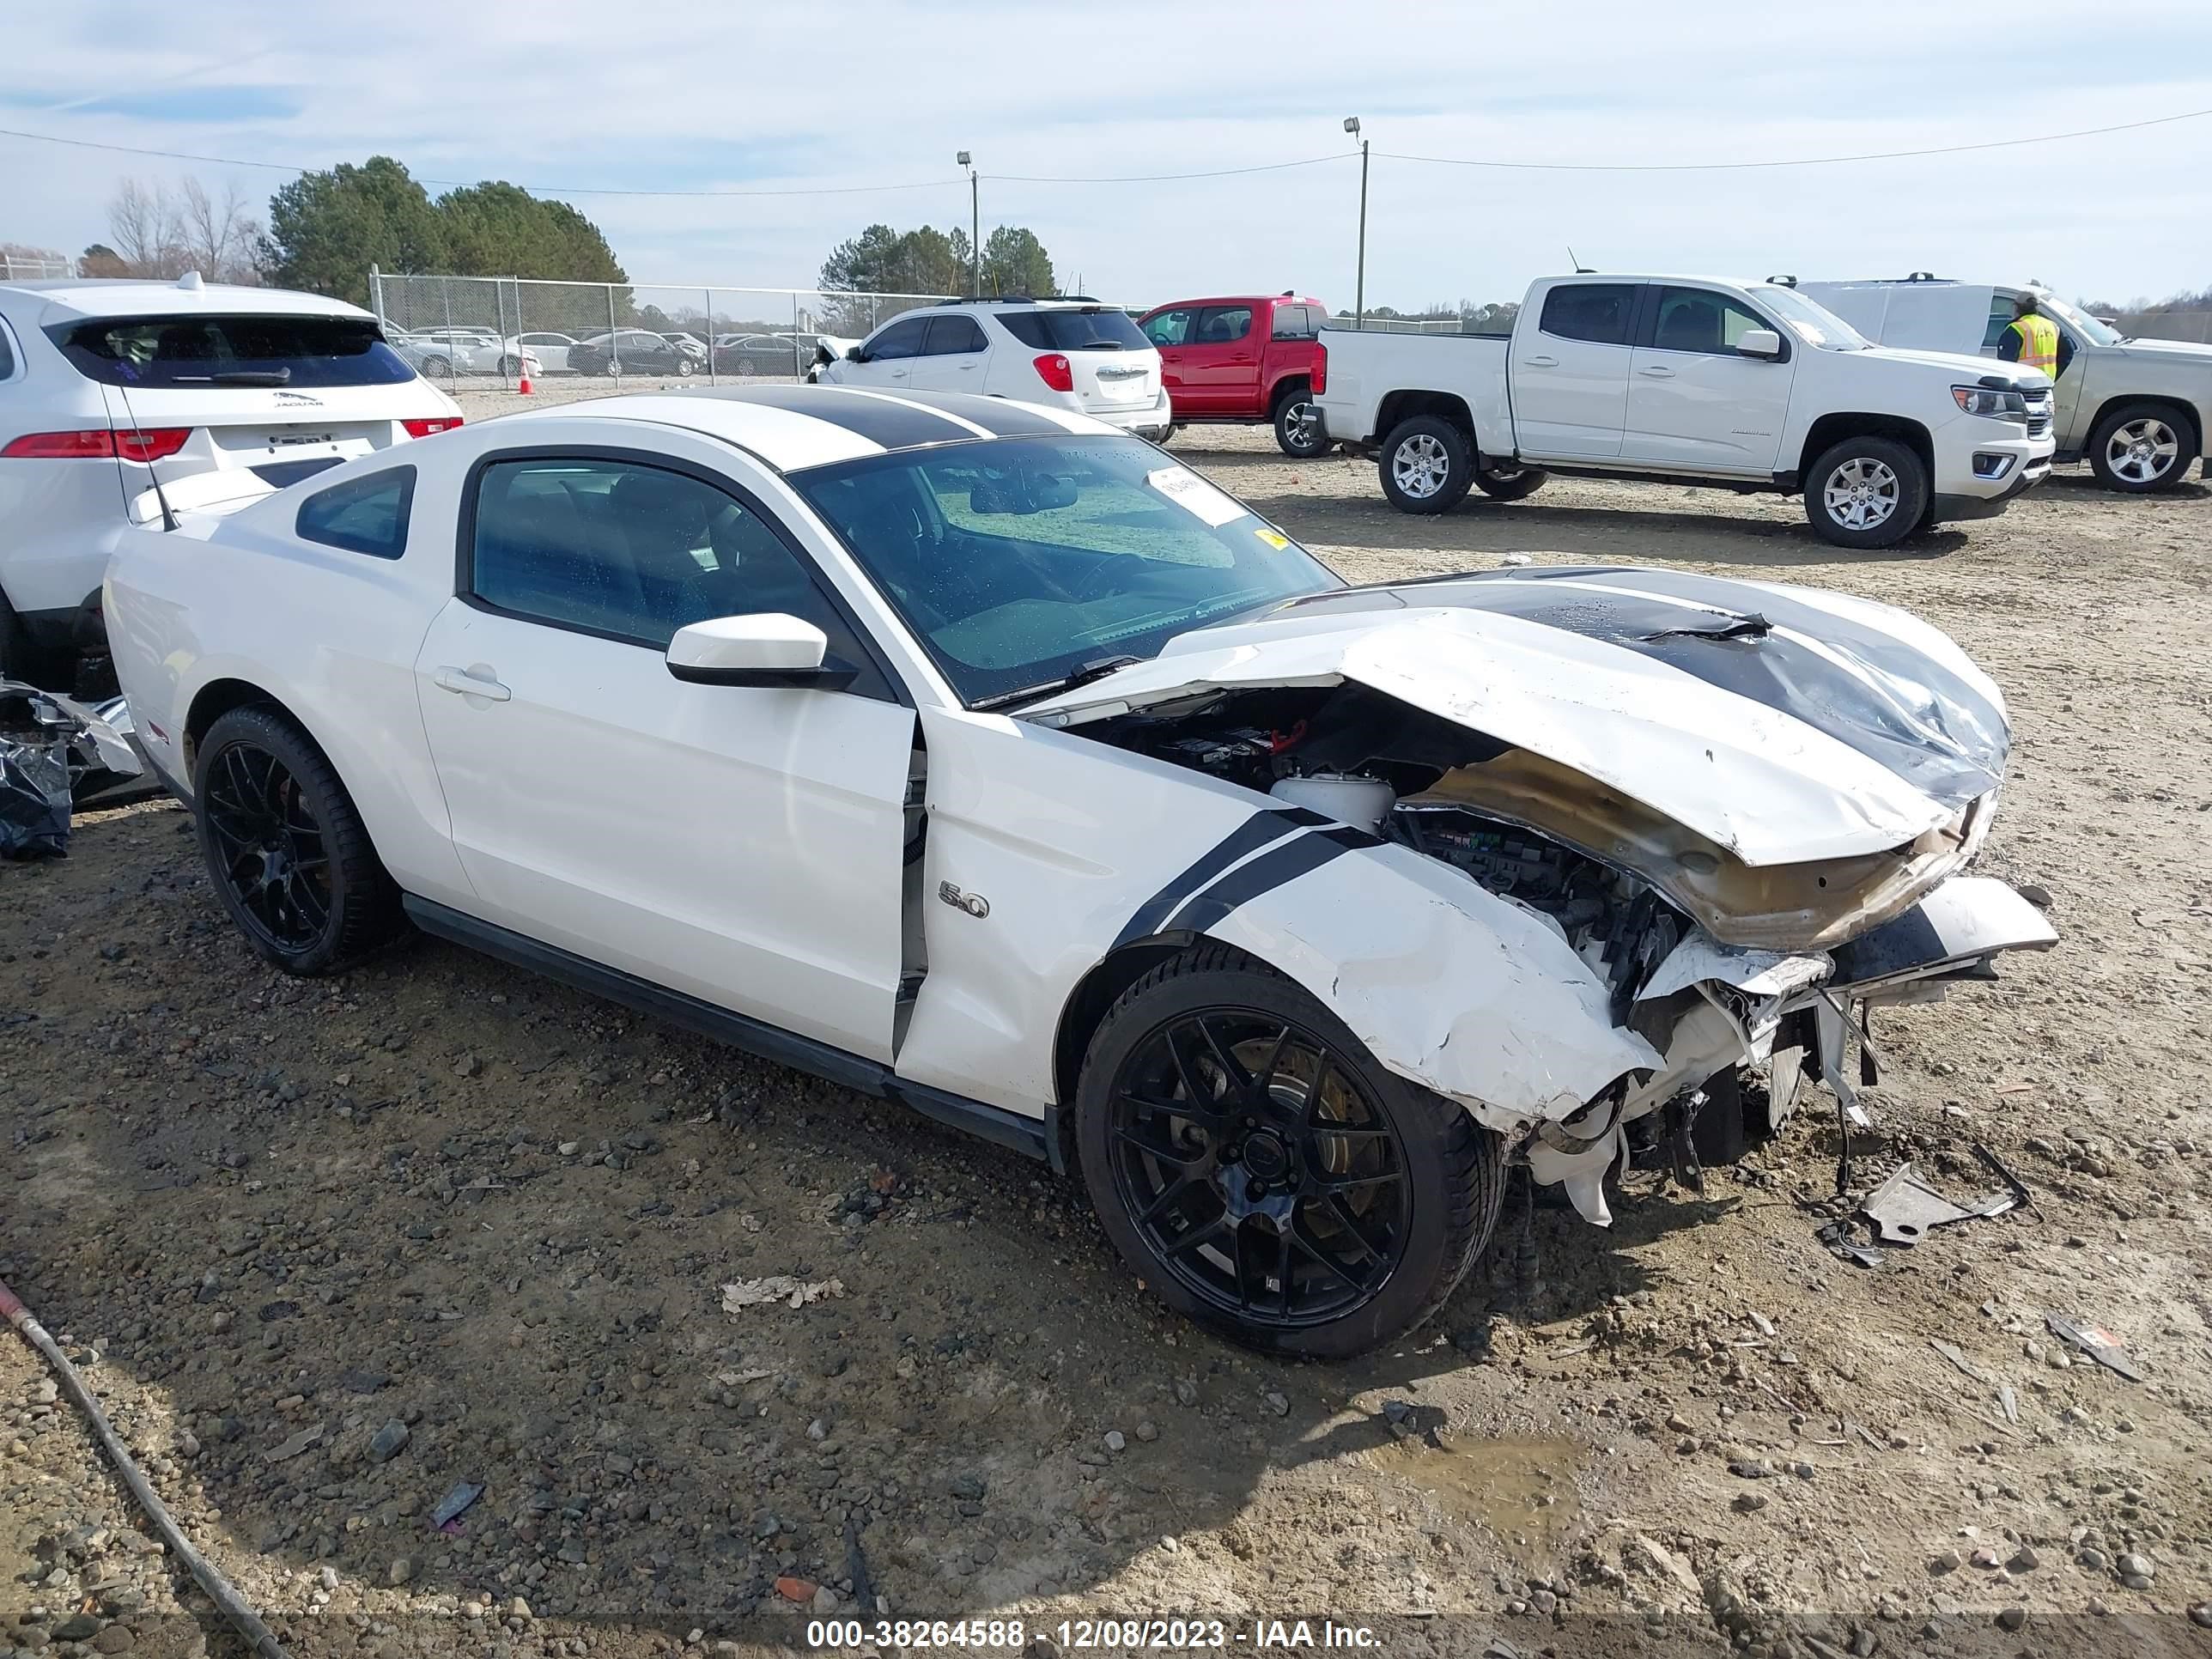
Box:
[957,151,978,295]
[1344,117,1368,328]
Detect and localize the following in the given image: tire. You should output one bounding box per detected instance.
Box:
[497,355,521,376]
[1474,464,1550,501]
[420,355,453,380]
[0,592,32,684]
[1803,434,1929,550]
[605,361,623,378]
[1157,424,1178,445]
[1273,388,1327,458]
[676,357,696,378]
[2087,401,2197,493]
[1074,943,1506,1358]
[1377,415,1474,514]
[191,706,404,976]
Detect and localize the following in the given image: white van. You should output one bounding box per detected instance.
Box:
[1800,275,2210,493]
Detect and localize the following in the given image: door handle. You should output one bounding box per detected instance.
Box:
[1522,355,1559,368]
[434,666,511,702]
[1638,365,1677,378]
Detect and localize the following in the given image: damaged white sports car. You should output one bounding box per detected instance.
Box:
[106,387,2056,1355]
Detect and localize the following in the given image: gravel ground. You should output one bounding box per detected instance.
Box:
[5,403,2212,1659]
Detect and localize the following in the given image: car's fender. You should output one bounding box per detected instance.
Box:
[105,509,474,908]
[892,707,1657,1132]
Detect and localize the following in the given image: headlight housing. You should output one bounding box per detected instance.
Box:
[1953,385,2030,421]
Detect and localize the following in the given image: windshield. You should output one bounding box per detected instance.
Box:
[792,436,1338,706]
[1750,286,1872,351]
[2034,293,2123,347]
[50,313,416,388]
[994,308,1152,353]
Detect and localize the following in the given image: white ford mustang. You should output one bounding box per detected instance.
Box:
[106,387,2055,1356]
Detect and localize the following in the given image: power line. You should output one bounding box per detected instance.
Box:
[1380,105,2212,173]
[994,155,1346,184]
[5,103,2210,196]
[0,126,963,196]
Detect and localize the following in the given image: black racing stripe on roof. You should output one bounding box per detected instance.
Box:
[726,386,980,451]
[880,389,1073,439]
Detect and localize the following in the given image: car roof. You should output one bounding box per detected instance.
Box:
[1142,294,1322,313]
[0,276,374,322]
[497,386,1110,473]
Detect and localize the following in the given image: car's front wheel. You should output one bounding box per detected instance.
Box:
[192,706,404,975]
[1076,945,1505,1358]
[1803,435,1929,550]
[2087,402,2197,492]
[1377,415,1474,514]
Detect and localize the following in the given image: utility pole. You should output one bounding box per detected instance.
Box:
[957,151,978,295]
[1344,117,1369,328]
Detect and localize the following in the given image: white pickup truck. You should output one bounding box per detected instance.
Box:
[1310,273,2057,549]
[1800,276,2211,494]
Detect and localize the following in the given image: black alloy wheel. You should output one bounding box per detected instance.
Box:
[200,740,332,954]
[1105,1009,1412,1328]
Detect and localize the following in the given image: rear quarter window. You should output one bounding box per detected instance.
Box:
[296,466,416,559]
[0,317,16,380]
[996,309,1152,351]
[51,313,416,388]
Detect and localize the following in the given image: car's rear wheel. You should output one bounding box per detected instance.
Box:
[1273,389,1328,458]
[421,355,453,380]
[1377,416,1474,514]
[1474,463,1550,501]
[192,706,404,976]
[2087,402,2197,492]
[1803,435,1929,550]
[1075,944,1505,1358]
[498,354,521,376]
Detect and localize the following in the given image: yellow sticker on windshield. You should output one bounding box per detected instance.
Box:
[1254,527,1291,550]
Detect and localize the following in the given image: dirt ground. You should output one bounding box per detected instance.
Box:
[6,398,2212,1659]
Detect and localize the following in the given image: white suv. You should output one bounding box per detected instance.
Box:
[0,274,462,685]
[818,300,1171,437]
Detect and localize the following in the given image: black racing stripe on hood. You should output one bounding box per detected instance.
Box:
[726,386,980,451]
[1285,568,2007,811]
[880,389,1074,439]
[1111,806,1323,950]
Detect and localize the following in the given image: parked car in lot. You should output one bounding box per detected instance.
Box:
[1138,292,1330,455]
[711,332,803,376]
[386,328,541,380]
[817,300,1170,438]
[1313,272,2057,549]
[106,386,2053,1355]
[0,272,461,688]
[1799,275,2211,492]
[514,331,580,374]
[566,330,698,377]
[658,332,709,362]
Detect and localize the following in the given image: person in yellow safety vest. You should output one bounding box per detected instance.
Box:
[1997,295,2069,379]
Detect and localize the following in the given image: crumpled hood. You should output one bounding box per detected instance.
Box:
[1023,566,2011,867]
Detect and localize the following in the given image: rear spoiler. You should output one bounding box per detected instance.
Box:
[128,469,278,527]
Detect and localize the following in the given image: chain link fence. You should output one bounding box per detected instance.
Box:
[2110,307,2212,344]
[368,270,956,386]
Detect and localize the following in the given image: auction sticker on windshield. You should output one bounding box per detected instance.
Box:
[1146,465,1245,528]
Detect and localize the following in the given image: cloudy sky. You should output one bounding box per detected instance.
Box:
[5,0,2210,311]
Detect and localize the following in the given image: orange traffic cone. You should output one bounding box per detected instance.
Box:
[516,358,534,396]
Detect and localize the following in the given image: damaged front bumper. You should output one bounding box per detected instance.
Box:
[1515,873,2056,1224]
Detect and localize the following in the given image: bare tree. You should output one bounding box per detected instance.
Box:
[106,178,182,277]
[104,176,262,283]
[179,178,261,285]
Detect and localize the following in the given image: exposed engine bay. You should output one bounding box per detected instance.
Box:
[1080,678,2030,1214]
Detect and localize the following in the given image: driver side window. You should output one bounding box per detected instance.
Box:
[863,317,929,362]
[466,455,888,696]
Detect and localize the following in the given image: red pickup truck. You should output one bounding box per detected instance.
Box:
[1136,292,1330,456]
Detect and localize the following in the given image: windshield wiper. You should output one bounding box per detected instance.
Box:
[972,653,1145,713]
[169,369,294,386]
